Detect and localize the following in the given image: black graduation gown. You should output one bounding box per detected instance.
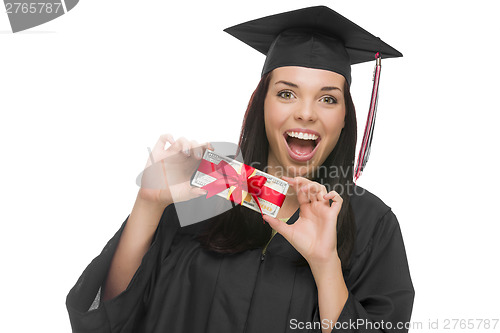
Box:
[66,185,414,333]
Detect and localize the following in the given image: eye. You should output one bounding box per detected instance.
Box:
[320,96,337,104]
[277,90,295,100]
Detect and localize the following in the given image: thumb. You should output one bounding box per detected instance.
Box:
[263,215,290,239]
[189,186,208,199]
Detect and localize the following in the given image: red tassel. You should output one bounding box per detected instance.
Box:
[354,53,382,182]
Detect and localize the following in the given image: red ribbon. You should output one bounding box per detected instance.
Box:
[197,159,285,216]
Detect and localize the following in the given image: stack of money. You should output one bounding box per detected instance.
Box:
[191,150,289,218]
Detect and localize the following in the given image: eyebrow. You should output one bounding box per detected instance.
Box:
[275,80,298,88]
[320,86,342,92]
[274,80,342,92]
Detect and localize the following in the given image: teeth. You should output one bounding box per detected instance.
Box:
[286,131,319,140]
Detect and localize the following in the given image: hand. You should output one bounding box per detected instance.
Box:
[262,176,343,265]
[137,133,213,206]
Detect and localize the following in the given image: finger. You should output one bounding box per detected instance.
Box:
[315,184,328,201]
[190,140,204,159]
[262,215,291,239]
[189,186,208,199]
[324,191,343,211]
[174,137,190,156]
[204,142,214,151]
[159,133,175,148]
[293,176,310,183]
[150,133,175,156]
[323,190,338,199]
[323,190,342,202]
[281,176,297,187]
[145,134,175,168]
[282,175,309,188]
[298,181,326,203]
[297,184,315,204]
[167,136,183,154]
[197,142,214,159]
[282,176,311,203]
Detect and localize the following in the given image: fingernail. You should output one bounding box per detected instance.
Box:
[184,149,190,156]
[196,152,202,158]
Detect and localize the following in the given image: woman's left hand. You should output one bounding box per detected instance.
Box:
[262,176,343,265]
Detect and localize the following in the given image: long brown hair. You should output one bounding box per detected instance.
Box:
[198,71,357,269]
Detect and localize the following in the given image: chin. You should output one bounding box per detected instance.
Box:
[281,161,316,179]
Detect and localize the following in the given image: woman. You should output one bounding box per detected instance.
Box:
[67,6,414,333]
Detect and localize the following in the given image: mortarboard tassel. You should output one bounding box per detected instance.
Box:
[354,52,382,182]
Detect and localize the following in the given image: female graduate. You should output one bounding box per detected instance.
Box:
[67,6,414,333]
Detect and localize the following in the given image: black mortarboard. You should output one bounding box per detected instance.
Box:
[224,5,403,181]
[223,5,402,85]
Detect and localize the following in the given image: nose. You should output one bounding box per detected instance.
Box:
[294,101,317,122]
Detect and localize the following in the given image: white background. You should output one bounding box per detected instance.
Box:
[1,0,499,332]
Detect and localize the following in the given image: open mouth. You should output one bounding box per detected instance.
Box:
[283,129,321,162]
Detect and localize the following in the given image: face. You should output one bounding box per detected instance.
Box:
[264,66,346,178]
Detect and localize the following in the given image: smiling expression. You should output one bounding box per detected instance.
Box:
[264,66,346,178]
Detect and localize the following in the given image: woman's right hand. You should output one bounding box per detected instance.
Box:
[137,133,213,207]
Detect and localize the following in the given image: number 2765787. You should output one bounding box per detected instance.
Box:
[5,2,63,14]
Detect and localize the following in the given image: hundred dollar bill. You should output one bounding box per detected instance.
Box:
[191,150,289,218]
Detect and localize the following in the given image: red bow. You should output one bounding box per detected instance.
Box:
[200,160,267,215]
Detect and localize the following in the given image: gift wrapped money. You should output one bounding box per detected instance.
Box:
[191,150,289,217]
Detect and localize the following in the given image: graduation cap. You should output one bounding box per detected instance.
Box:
[224,5,402,181]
